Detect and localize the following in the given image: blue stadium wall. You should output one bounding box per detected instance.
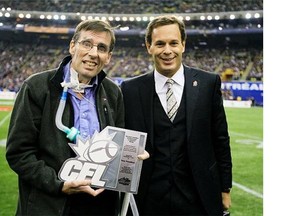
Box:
[221,81,263,106]
[113,78,263,107]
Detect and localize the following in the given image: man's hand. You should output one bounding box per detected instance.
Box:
[222,192,231,210]
[137,150,150,160]
[62,180,104,196]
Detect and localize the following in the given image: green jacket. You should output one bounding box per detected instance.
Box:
[6,56,124,215]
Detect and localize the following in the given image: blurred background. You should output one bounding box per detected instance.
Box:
[0,0,263,106]
[0,1,263,215]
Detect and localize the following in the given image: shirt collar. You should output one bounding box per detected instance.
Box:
[154,64,184,93]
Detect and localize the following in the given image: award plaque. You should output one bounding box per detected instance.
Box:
[58,126,147,194]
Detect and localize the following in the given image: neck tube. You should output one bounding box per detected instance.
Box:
[55,86,79,142]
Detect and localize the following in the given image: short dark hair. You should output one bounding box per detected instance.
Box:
[72,19,116,52]
[145,15,187,45]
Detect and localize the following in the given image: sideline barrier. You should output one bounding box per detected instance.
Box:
[222,81,263,106]
[223,100,252,108]
[0,91,16,100]
[0,91,15,111]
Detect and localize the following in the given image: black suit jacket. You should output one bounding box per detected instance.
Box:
[121,65,232,215]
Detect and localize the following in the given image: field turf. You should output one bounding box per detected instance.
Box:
[0,106,263,216]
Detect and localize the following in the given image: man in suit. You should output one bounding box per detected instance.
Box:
[121,15,232,215]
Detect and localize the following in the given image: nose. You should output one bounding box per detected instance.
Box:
[163,44,172,54]
[88,46,99,56]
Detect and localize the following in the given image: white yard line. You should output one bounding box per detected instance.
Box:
[230,131,263,198]
[0,112,11,147]
[0,112,11,127]
[232,181,263,198]
[0,139,6,147]
[0,115,264,199]
[229,131,262,141]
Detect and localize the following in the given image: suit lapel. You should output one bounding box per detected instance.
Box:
[138,68,199,147]
[184,66,199,141]
[138,73,155,145]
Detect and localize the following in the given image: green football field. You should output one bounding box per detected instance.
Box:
[0,106,263,216]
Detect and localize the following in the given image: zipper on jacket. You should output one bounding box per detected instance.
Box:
[103,105,110,126]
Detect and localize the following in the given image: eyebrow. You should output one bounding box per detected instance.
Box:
[81,39,109,46]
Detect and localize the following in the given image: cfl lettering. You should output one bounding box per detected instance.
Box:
[59,159,107,186]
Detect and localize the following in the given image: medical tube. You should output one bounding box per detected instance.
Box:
[55,87,79,142]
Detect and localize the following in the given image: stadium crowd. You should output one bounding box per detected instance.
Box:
[1,0,263,30]
[0,41,262,92]
[1,0,262,14]
[0,0,263,92]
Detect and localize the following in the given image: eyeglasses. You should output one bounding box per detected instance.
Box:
[77,40,110,53]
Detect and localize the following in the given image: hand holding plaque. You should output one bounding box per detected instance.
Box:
[58,126,147,194]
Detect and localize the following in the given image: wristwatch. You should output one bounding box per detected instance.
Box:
[222,188,231,193]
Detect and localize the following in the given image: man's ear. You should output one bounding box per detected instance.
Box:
[146,42,152,54]
[182,40,186,53]
[104,52,112,65]
[69,40,75,56]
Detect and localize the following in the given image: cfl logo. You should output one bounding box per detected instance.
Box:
[59,131,119,187]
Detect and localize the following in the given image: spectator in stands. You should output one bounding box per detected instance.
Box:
[121,15,232,215]
[6,19,148,216]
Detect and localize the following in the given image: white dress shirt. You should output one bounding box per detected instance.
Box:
[154,65,185,114]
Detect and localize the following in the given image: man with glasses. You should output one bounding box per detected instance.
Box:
[6,19,148,216]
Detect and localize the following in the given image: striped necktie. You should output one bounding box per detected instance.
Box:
[166,78,178,122]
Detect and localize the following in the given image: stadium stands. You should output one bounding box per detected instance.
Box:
[0,0,263,92]
[1,0,263,13]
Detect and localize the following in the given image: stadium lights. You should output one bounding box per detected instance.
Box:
[0,9,263,22]
[15,24,24,28]
[120,26,129,31]
[254,13,260,18]
[1,7,11,11]
[4,12,10,17]
[53,15,59,20]
[245,13,252,19]
[185,16,191,21]
[207,15,213,20]
[25,14,31,19]
[229,14,235,20]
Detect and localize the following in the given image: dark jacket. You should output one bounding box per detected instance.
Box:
[6,56,124,216]
[121,65,232,215]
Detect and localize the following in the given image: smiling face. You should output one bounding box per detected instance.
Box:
[69,30,112,83]
[146,23,185,78]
